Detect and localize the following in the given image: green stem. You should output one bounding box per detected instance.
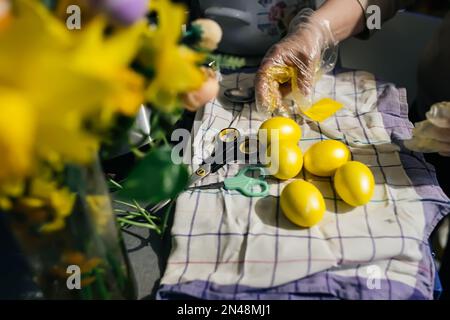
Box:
[132,200,160,230]
[108,179,123,190]
[80,283,93,300]
[160,134,169,147]
[114,209,143,216]
[114,200,140,209]
[131,147,146,159]
[93,269,111,300]
[117,218,160,231]
[115,209,160,221]
[120,214,141,220]
[161,200,175,236]
[106,253,126,293]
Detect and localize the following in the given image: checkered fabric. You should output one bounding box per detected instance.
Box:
[157,69,450,300]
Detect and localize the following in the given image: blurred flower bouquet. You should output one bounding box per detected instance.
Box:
[0,0,233,299]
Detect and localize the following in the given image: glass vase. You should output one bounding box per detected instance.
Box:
[4,158,136,300]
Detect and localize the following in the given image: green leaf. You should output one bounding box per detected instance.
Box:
[117,146,189,202]
[208,54,246,70]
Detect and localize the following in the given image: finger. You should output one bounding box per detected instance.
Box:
[279,47,314,100]
[296,60,314,98]
[255,65,282,115]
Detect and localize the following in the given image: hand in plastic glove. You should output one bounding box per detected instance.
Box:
[405,102,450,156]
[255,8,338,115]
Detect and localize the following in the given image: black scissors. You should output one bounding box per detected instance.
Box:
[149,128,262,212]
[188,127,261,186]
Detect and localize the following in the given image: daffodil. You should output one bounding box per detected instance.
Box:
[4,169,77,232]
[13,173,77,233]
[0,0,146,186]
[0,89,35,183]
[140,0,205,111]
[105,68,145,117]
[0,0,148,231]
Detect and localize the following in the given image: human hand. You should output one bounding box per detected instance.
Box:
[255,8,338,115]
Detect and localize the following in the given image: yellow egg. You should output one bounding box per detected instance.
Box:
[258,117,301,145]
[281,180,326,228]
[304,140,351,177]
[266,143,303,180]
[334,161,375,207]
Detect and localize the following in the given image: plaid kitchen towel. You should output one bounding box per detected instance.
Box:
[157,69,450,300]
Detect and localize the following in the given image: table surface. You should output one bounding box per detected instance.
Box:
[122,225,170,300]
[1,101,448,298]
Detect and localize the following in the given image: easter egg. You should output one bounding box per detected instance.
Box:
[266,143,303,180]
[281,180,326,227]
[304,140,351,177]
[334,161,375,207]
[258,117,301,145]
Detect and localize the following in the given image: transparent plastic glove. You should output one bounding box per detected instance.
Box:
[404,102,450,157]
[255,8,338,115]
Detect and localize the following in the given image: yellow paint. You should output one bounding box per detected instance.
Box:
[302,98,344,122]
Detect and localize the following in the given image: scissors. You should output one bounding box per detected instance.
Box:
[148,127,264,212]
[188,127,262,185]
[187,166,269,197]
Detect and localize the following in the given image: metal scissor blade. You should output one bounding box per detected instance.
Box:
[188,173,204,187]
[187,182,224,191]
[188,162,212,187]
[148,163,213,213]
[148,198,171,213]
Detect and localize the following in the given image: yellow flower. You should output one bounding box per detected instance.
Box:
[106,69,145,117]
[0,179,24,204]
[0,197,12,211]
[141,0,205,111]
[28,175,76,233]
[0,0,146,185]
[0,89,35,183]
[39,218,66,233]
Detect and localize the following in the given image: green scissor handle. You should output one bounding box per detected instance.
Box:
[223,166,269,197]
